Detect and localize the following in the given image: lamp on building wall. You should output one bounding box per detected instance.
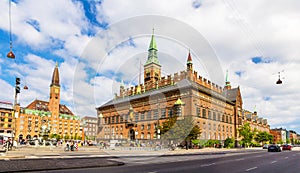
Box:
[276,71,283,84]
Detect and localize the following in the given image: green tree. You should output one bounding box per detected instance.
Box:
[254,131,273,145]
[238,123,254,147]
[224,137,234,148]
[160,115,201,144]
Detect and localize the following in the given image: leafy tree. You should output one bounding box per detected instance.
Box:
[238,123,254,147]
[224,137,234,148]
[254,131,273,145]
[159,115,201,144]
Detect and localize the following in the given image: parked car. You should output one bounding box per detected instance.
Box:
[262,144,269,149]
[282,144,292,151]
[268,144,281,152]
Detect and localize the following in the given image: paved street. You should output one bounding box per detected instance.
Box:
[0,146,299,172]
[47,150,300,173]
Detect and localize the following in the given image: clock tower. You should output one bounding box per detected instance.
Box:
[49,62,60,118]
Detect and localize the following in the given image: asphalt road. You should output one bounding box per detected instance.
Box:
[41,150,300,173]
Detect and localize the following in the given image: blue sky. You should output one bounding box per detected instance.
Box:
[1,0,300,133]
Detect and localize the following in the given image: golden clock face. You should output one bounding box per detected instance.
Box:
[55,88,59,93]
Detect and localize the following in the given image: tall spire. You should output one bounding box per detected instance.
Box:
[51,62,60,87]
[145,29,160,66]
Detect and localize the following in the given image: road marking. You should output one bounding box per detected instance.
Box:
[284,157,288,159]
[200,163,215,167]
[254,155,262,158]
[245,167,257,172]
[271,161,277,164]
[148,172,157,173]
[235,158,244,161]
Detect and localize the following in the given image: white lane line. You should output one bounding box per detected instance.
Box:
[200,163,216,167]
[235,158,245,161]
[254,155,262,158]
[245,167,257,172]
[284,157,288,159]
[271,161,277,164]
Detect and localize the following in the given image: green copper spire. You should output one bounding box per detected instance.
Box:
[145,29,161,66]
[148,28,157,50]
[225,70,231,86]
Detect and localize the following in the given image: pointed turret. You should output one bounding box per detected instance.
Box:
[120,79,125,97]
[187,49,193,71]
[224,70,231,90]
[51,62,60,87]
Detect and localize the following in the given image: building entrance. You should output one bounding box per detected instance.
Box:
[129,129,135,140]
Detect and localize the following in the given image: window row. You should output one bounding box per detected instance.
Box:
[104,108,173,124]
[196,108,233,124]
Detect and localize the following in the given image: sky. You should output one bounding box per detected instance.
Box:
[0,0,300,133]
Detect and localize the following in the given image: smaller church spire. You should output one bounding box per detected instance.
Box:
[51,62,60,87]
[187,49,193,71]
[224,70,231,90]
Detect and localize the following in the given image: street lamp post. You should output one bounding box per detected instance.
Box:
[12,77,21,141]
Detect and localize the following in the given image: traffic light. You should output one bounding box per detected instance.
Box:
[16,77,20,85]
[15,86,20,94]
[15,77,20,94]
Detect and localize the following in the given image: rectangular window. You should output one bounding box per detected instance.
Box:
[116,116,119,123]
[168,109,173,118]
[120,115,124,123]
[213,112,216,121]
[161,109,166,118]
[217,113,220,121]
[111,116,115,123]
[147,124,151,130]
[202,109,206,118]
[140,113,145,120]
[135,113,139,122]
[153,109,158,120]
[141,124,144,130]
[208,111,212,119]
[147,111,152,120]
[196,107,200,117]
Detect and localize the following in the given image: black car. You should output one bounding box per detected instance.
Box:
[268,144,281,152]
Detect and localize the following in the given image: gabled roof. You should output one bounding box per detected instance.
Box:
[26,99,74,115]
[222,87,239,102]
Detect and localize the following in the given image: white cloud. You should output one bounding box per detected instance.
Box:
[1,0,300,133]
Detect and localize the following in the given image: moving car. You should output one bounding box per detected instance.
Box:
[282,144,292,151]
[262,144,269,149]
[268,144,281,152]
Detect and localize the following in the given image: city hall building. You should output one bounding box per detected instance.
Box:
[96,32,269,144]
[13,64,82,141]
